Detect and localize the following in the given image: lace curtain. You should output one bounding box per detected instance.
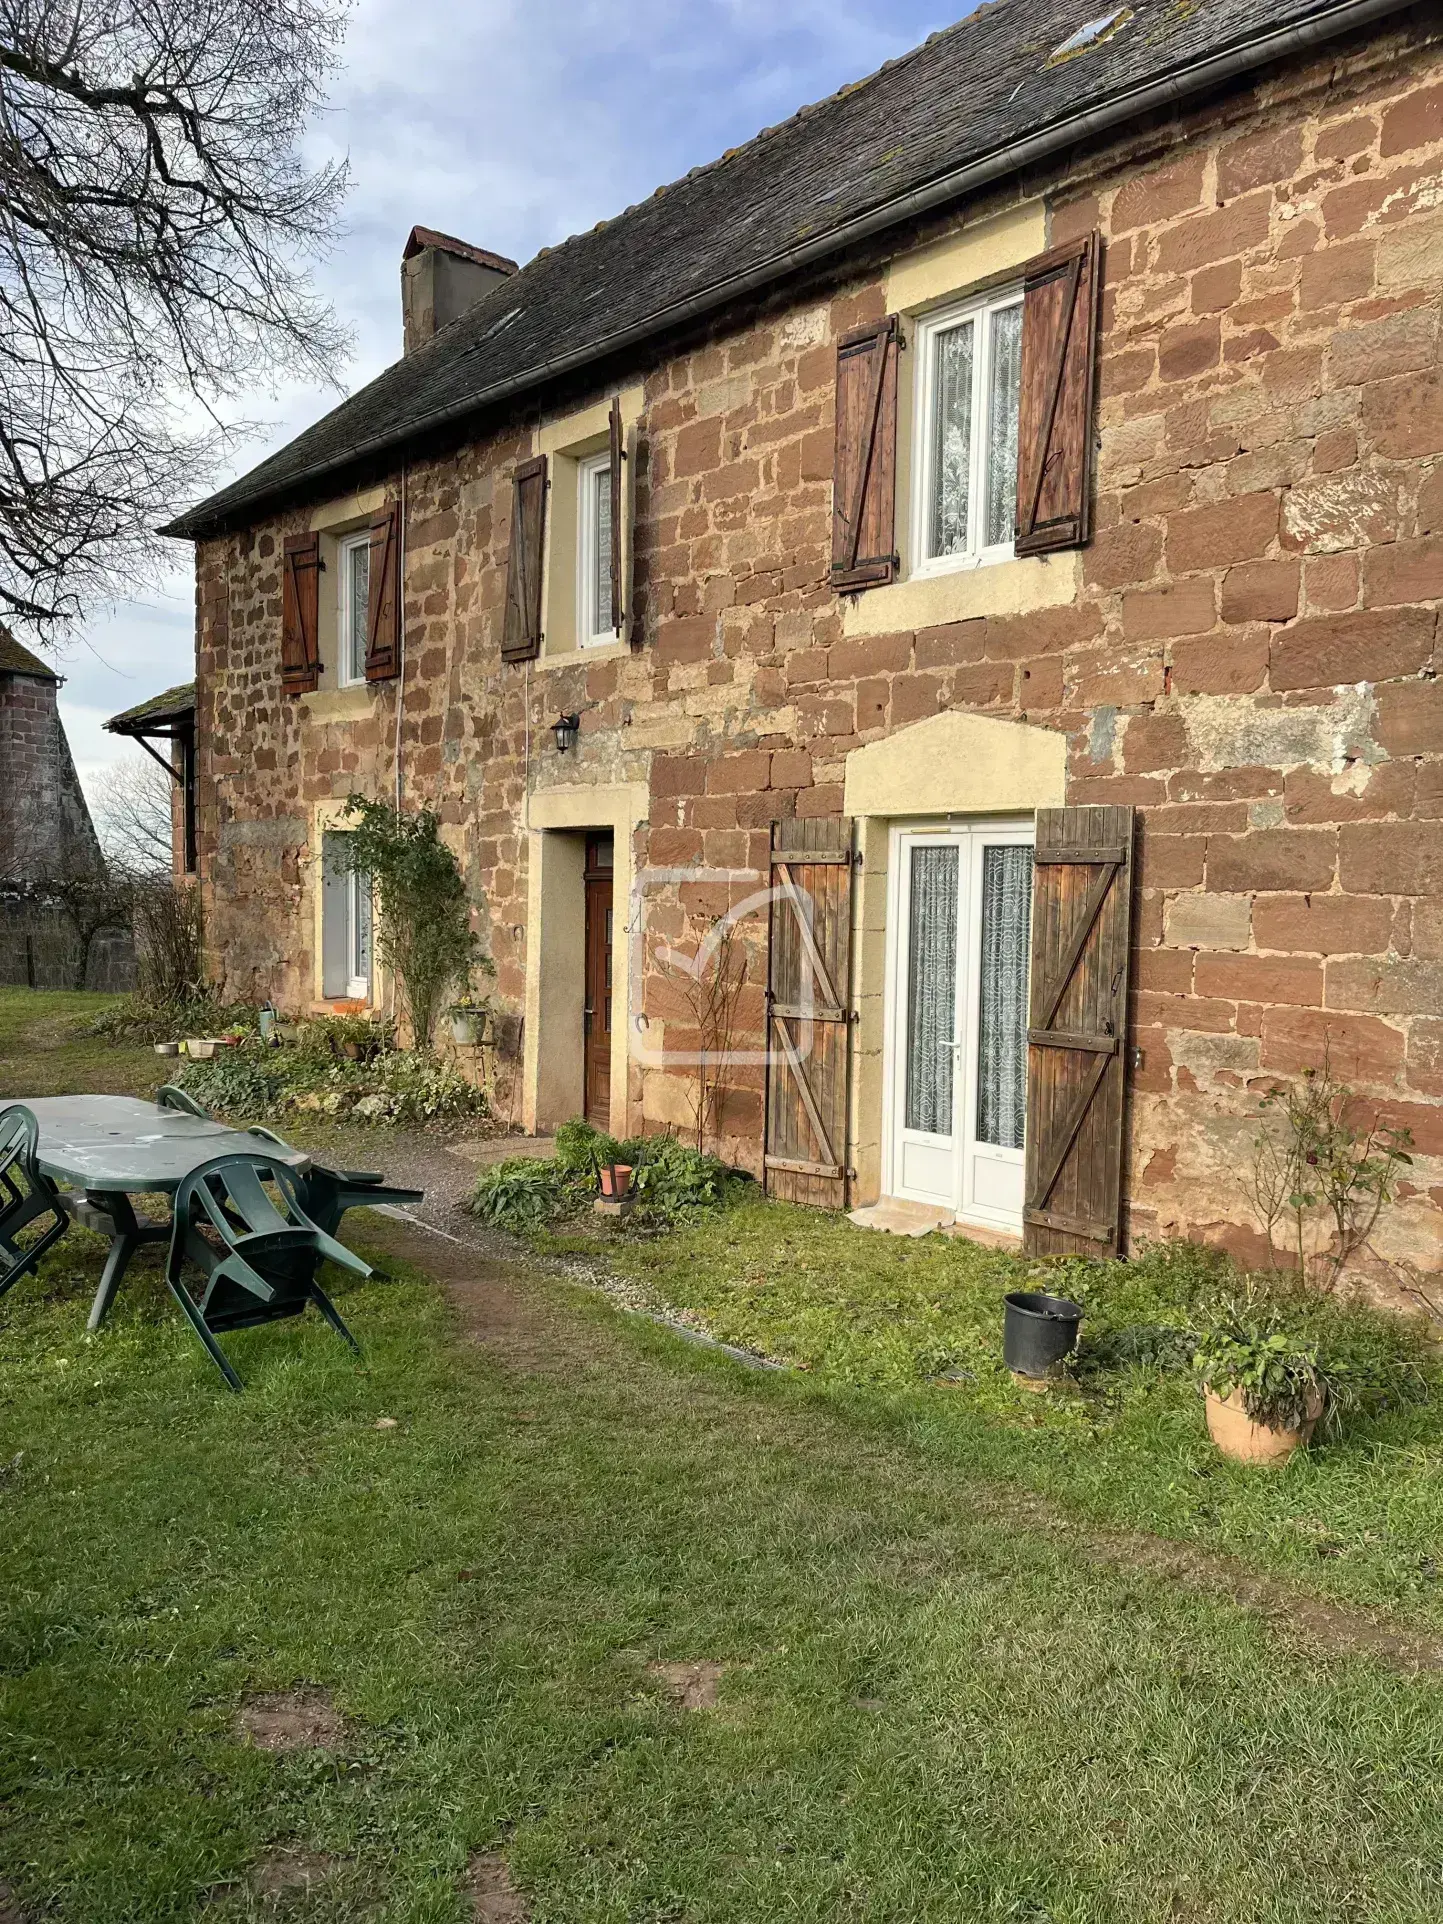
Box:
[985,305,1022,549]
[593,464,613,633]
[905,844,959,1134]
[929,319,975,559]
[976,843,1032,1149]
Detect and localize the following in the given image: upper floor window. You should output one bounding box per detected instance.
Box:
[577,450,614,646]
[337,531,371,686]
[912,285,1023,577]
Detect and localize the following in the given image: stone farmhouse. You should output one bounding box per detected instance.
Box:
[166,0,1443,1275]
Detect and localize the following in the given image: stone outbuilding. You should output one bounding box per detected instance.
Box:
[0,625,130,989]
[164,0,1443,1281]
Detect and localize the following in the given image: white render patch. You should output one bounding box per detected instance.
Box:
[1176,687,1384,777]
[1047,8,1134,64]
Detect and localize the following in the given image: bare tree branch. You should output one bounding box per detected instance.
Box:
[0,0,353,634]
[92,746,174,876]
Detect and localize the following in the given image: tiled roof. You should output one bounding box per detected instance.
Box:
[0,624,58,679]
[164,0,1407,538]
[105,681,196,734]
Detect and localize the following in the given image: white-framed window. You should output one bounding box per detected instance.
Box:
[336,530,371,686]
[321,831,372,1001]
[576,450,615,646]
[910,284,1024,578]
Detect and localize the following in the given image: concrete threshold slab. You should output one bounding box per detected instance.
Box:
[848,1198,952,1238]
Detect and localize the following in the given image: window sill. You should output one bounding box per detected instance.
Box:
[536,638,631,670]
[300,685,374,724]
[841,549,1079,639]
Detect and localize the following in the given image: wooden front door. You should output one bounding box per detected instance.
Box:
[583,833,614,1128]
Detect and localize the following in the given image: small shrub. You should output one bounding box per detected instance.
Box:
[472,1159,575,1232]
[554,1118,622,1174]
[473,1120,747,1236]
[90,992,256,1045]
[176,1033,487,1127]
[133,880,206,1004]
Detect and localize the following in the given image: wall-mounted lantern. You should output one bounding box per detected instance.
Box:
[552,712,581,755]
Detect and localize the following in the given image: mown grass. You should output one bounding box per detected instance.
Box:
[544,1198,1443,1628]
[6,988,1443,1920]
[0,987,162,1100]
[5,1231,1443,1923]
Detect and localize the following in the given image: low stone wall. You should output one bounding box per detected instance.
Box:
[0,896,135,993]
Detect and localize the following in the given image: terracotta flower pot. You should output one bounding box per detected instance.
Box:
[1204,1387,1324,1467]
[598,1163,633,1200]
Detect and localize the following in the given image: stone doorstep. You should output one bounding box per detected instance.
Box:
[445,1136,556,1167]
[848,1198,952,1238]
[848,1198,1022,1251]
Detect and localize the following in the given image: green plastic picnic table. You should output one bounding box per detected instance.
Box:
[15,1095,311,1332]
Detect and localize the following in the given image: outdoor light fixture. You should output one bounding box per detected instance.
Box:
[552,712,581,755]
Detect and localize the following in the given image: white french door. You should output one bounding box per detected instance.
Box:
[885,820,1034,1231]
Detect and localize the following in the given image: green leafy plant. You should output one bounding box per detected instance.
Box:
[474,1120,747,1234]
[1243,1051,1412,1290]
[471,1159,575,1232]
[1193,1290,1328,1433]
[177,1032,487,1127]
[89,991,257,1045]
[333,799,492,1048]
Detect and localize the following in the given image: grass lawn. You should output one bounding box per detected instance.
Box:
[553,1202,1443,1630]
[0,988,163,1100]
[4,990,1443,1921]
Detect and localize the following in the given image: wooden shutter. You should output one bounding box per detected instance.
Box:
[1023,805,1134,1257]
[830,316,900,591]
[608,395,626,636]
[364,504,401,682]
[764,818,854,1208]
[1015,233,1102,557]
[502,454,547,662]
[281,533,322,695]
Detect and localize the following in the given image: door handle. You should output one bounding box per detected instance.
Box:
[938,1039,966,1051]
[584,1006,594,1036]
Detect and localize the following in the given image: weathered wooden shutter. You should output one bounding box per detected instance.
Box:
[608,395,626,636]
[364,504,401,682]
[764,818,854,1208]
[830,316,900,591]
[281,532,322,695]
[1023,805,1134,1257]
[1015,233,1102,557]
[501,454,547,661]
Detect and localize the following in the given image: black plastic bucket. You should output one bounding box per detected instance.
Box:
[1003,1290,1084,1377]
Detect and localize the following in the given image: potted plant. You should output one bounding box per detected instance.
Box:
[327,1012,385,1062]
[1193,1300,1328,1466]
[597,1161,634,1202]
[448,990,490,1046]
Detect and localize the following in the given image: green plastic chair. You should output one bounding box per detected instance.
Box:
[166,1152,371,1391]
[0,1105,69,1300]
[156,1084,212,1119]
[246,1127,424,1237]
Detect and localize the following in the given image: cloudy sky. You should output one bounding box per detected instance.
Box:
[65,0,964,802]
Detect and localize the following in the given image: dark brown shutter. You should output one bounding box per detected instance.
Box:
[502,454,547,662]
[608,395,626,635]
[281,532,322,695]
[1015,233,1102,557]
[830,316,899,591]
[364,504,401,682]
[764,818,854,1208]
[1023,805,1134,1257]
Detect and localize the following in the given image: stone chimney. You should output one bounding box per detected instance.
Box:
[401,226,518,354]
